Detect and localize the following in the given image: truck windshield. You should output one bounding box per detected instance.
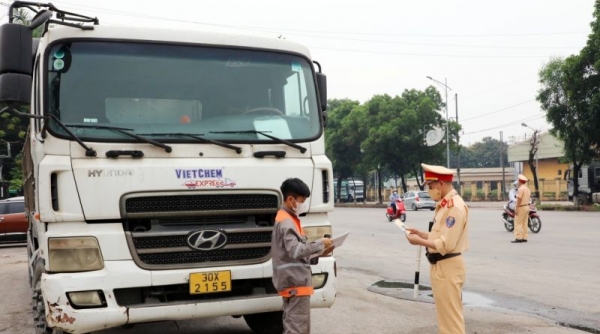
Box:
[46,42,321,142]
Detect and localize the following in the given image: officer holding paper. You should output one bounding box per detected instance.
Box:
[404,163,470,334]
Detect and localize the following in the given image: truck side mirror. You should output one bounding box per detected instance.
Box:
[0,23,33,105]
[28,10,53,30]
[316,72,327,111]
[312,61,327,111]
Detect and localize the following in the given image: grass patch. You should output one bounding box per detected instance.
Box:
[538,204,600,211]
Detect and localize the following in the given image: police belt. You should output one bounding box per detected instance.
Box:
[425,252,461,265]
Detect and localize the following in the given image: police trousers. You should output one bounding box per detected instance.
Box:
[430,255,466,334]
[515,206,529,240]
[283,295,311,334]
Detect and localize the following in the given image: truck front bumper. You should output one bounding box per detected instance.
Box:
[41,258,336,334]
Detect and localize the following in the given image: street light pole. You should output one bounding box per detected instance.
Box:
[426,76,452,168]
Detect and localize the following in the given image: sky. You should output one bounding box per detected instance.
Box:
[1,0,596,147]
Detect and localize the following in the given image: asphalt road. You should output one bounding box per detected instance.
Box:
[0,206,598,334]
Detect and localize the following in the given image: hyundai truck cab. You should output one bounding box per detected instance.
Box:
[0,2,335,333]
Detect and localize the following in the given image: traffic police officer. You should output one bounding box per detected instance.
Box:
[405,163,469,334]
[512,174,531,243]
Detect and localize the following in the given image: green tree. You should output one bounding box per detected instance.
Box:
[576,1,600,157]
[359,88,446,198]
[459,137,508,168]
[324,99,362,202]
[537,56,596,205]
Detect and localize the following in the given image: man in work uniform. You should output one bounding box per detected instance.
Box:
[512,174,531,243]
[271,178,334,334]
[405,163,469,334]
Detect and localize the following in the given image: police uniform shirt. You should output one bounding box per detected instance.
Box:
[517,184,531,206]
[427,189,469,256]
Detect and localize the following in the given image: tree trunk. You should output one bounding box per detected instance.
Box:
[400,175,407,193]
[377,168,383,204]
[573,162,583,206]
[336,177,342,204]
[529,160,541,204]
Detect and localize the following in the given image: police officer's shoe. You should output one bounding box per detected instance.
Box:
[522,239,528,242]
[511,239,524,243]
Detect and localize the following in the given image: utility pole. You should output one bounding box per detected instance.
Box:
[444,78,449,168]
[455,93,461,194]
[426,76,451,168]
[500,131,505,201]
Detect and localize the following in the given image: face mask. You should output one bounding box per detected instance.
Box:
[293,198,309,215]
[428,184,442,201]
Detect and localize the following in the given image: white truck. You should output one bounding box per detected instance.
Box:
[565,162,600,205]
[0,2,336,333]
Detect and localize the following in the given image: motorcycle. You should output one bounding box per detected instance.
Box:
[502,199,542,233]
[386,199,407,222]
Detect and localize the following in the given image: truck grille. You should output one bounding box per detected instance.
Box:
[126,228,273,270]
[122,192,280,218]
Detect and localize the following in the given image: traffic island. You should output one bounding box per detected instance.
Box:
[368,280,494,308]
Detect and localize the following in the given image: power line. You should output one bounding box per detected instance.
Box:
[309,46,550,59]
[461,99,536,122]
[459,77,532,99]
[281,31,580,50]
[463,115,545,135]
[52,1,589,42]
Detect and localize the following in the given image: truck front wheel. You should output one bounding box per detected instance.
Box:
[576,194,589,206]
[243,311,283,334]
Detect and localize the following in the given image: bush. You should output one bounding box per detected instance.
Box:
[462,190,472,201]
[476,190,485,200]
[489,190,498,200]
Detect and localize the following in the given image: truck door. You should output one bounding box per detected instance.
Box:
[565,168,574,199]
[0,202,6,235]
[594,167,600,192]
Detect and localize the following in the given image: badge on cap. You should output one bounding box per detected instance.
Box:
[446,216,456,228]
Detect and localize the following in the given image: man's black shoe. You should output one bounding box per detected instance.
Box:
[511,239,524,243]
[522,239,528,242]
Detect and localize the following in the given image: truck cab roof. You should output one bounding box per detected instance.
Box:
[41,24,312,58]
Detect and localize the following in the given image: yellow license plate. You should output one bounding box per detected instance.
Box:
[189,271,232,294]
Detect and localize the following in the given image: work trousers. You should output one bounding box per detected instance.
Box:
[282,295,311,334]
[514,206,530,240]
[430,255,466,334]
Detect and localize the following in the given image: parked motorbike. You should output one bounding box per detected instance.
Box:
[502,200,542,233]
[386,199,407,222]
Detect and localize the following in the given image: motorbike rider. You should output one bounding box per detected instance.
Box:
[389,190,401,215]
[507,180,519,211]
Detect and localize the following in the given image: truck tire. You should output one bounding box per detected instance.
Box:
[576,194,589,206]
[243,311,284,334]
[32,261,65,334]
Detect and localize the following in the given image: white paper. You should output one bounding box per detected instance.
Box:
[309,231,350,259]
[332,231,350,248]
[393,219,410,235]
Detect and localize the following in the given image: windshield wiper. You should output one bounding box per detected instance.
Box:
[210,130,306,153]
[65,124,172,153]
[47,115,97,157]
[141,133,242,154]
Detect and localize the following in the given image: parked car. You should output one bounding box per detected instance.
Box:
[402,191,436,211]
[0,196,27,244]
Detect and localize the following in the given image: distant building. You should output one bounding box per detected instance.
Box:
[507,132,569,200]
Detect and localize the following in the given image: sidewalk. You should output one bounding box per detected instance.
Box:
[335,200,574,210]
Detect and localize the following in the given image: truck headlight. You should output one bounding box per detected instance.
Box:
[49,237,104,272]
[312,273,327,289]
[67,291,106,308]
[303,226,333,242]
